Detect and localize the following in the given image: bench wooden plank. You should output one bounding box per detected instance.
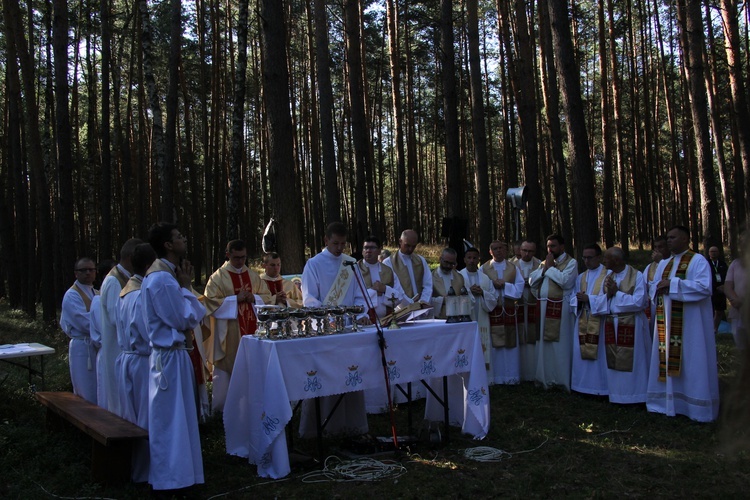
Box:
[35,391,148,446]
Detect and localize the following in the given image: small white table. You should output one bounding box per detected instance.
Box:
[0,342,55,389]
[224,320,490,478]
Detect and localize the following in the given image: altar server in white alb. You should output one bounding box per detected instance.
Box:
[647,225,719,422]
[98,238,142,414]
[115,243,156,483]
[459,247,497,380]
[60,257,99,403]
[529,234,578,391]
[300,222,370,437]
[601,247,651,404]
[142,222,206,490]
[481,240,525,385]
[570,244,609,396]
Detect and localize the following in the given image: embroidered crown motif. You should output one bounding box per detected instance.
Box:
[457,349,465,354]
[348,365,359,371]
[387,360,397,366]
[423,355,432,360]
[307,370,317,376]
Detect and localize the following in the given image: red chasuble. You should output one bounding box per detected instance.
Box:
[230,270,258,335]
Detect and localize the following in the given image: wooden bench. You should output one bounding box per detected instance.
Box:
[35,391,148,484]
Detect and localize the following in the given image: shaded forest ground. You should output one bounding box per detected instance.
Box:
[3,248,749,498]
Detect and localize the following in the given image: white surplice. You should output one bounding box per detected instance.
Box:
[570,265,609,396]
[604,267,651,404]
[487,260,525,385]
[646,251,719,422]
[528,254,578,391]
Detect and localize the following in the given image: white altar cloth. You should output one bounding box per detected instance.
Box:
[223,320,489,478]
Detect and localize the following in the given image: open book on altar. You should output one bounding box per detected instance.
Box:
[381,301,432,326]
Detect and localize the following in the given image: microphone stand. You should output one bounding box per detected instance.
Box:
[345,260,399,450]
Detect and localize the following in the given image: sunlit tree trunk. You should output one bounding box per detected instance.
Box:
[676,0,721,248]
[547,0,599,253]
[261,0,304,272]
[467,0,491,255]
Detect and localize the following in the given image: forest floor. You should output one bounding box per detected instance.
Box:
[3,247,749,498]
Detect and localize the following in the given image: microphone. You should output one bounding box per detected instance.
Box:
[343,260,357,267]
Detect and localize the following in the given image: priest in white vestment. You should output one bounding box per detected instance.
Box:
[647,226,719,422]
[481,241,525,385]
[516,241,542,381]
[601,247,651,404]
[115,243,156,483]
[382,229,433,306]
[60,258,99,404]
[299,222,370,437]
[142,223,206,490]
[458,247,497,381]
[643,236,670,338]
[529,234,578,391]
[98,238,141,414]
[570,244,609,396]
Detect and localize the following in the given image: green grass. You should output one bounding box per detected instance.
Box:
[2,296,749,498]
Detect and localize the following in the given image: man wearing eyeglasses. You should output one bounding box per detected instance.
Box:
[60,258,99,403]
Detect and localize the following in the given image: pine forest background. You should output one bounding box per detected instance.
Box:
[2,0,750,321]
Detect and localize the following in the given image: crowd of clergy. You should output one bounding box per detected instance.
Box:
[59,220,742,491]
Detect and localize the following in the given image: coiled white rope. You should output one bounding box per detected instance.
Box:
[462,436,549,462]
[300,456,407,483]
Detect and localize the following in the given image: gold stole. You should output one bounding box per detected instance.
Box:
[518,258,541,344]
[539,254,573,341]
[71,283,98,312]
[323,257,356,306]
[655,251,694,381]
[482,260,520,348]
[358,261,394,288]
[119,275,143,298]
[431,269,465,318]
[107,265,129,288]
[390,252,424,299]
[604,266,638,372]
[578,267,608,360]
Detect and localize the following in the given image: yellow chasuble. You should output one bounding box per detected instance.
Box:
[203,262,272,374]
[260,273,303,309]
